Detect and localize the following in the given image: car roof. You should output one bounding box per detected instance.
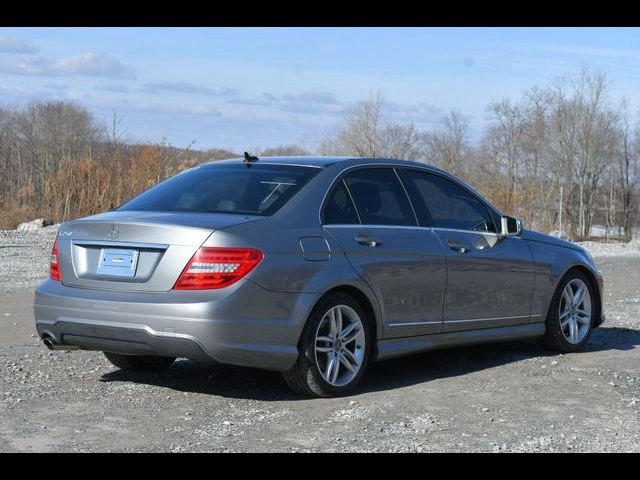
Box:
[203,156,350,168]
[203,156,436,169]
[201,155,503,216]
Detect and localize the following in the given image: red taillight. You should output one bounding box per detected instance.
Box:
[173,247,263,290]
[50,239,61,281]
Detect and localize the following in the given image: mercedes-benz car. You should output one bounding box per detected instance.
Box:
[34,156,605,397]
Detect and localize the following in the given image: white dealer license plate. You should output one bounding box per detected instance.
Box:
[97,248,139,277]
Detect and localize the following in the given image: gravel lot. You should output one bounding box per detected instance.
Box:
[1,228,639,452]
[0,226,58,290]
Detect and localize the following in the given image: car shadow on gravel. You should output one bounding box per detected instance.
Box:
[98,326,640,400]
[586,326,640,352]
[358,326,640,394]
[99,360,302,401]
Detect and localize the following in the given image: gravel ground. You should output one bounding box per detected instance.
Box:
[0,226,58,291]
[0,228,639,452]
[579,239,640,258]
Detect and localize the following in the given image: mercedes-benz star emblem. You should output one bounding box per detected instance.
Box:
[107,225,119,240]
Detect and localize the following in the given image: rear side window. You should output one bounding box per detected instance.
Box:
[402,169,496,232]
[323,181,360,224]
[118,164,319,216]
[342,168,416,226]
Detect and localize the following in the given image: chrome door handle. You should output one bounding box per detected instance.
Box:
[447,239,470,253]
[355,235,381,247]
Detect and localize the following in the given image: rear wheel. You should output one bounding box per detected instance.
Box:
[103,352,176,372]
[541,269,595,352]
[283,293,371,397]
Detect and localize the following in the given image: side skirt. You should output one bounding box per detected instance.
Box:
[375,323,545,361]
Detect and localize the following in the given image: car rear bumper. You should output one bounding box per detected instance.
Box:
[34,279,319,371]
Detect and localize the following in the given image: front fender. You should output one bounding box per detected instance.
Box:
[527,240,604,327]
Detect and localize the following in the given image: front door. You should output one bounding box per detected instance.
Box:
[400,168,535,332]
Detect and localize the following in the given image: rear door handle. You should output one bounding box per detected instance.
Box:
[355,235,381,247]
[447,239,470,253]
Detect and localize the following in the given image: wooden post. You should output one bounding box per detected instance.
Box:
[62,192,70,224]
[559,185,563,235]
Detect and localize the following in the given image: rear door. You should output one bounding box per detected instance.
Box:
[400,168,535,332]
[322,167,446,338]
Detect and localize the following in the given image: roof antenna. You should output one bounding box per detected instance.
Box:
[244,151,259,164]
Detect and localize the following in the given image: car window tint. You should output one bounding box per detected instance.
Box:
[323,181,360,224]
[118,164,319,216]
[343,168,416,226]
[404,170,496,232]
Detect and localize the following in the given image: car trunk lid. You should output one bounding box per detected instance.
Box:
[56,210,261,292]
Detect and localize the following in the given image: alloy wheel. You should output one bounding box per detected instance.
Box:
[313,304,366,387]
[559,278,592,344]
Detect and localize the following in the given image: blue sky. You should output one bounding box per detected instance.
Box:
[1,27,639,151]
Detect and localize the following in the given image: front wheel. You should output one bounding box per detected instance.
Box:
[283,293,371,397]
[541,269,595,353]
[103,352,176,372]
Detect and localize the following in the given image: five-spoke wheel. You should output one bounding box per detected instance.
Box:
[283,292,371,397]
[559,278,592,344]
[314,305,366,387]
[541,269,596,352]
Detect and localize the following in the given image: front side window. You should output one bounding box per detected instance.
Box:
[342,168,416,226]
[402,169,496,232]
[118,164,319,216]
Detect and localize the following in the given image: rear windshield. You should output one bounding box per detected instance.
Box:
[118,163,320,216]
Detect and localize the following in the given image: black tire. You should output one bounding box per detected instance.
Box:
[282,292,372,397]
[540,269,596,353]
[103,352,176,372]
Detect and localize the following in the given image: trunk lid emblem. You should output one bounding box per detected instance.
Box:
[107,225,120,240]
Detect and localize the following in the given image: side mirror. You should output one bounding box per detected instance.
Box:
[499,215,523,236]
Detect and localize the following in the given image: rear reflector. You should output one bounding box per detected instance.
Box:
[173,247,263,290]
[50,239,61,281]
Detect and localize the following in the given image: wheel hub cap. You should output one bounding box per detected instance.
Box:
[314,304,366,387]
[559,278,592,344]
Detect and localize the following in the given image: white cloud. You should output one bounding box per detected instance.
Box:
[0,54,49,75]
[530,43,640,61]
[282,91,341,105]
[0,51,135,80]
[118,99,222,117]
[229,92,278,106]
[229,90,344,116]
[279,101,343,115]
[141,81,239,97]
[0,35,37,53]
[385,101,443,124]
[51,52,135,79]
[96,83,130,93]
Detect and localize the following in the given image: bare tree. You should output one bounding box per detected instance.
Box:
[2,71,640,239]
[319,91,385,157]
[379,123,422,161]
[260,145,311,156]
[480,100,525,215]
[421,110,470,177]
[538,68,619,238]
[572,69,618,238]
[616,100,639,239]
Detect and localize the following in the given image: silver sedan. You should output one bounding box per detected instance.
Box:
[34,156,605,397]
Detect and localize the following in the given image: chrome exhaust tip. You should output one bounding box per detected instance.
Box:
[42,336,79,351]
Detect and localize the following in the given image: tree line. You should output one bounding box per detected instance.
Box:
[320,68,639,240]
[1,67,638,239]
